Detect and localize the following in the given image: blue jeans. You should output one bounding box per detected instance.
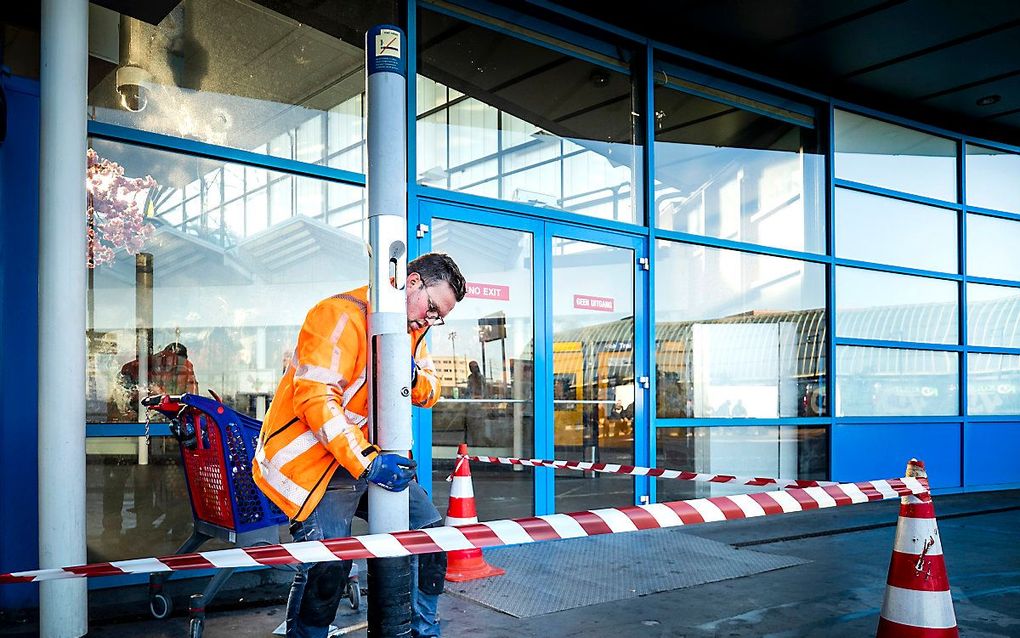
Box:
[286,471,444,638]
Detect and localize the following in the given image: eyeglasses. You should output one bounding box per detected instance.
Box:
[423,285,445,326]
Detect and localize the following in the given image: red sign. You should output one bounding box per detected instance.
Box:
[573,294,615,312]
[465,282,510,301]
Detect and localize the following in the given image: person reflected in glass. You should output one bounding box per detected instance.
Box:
[731,399,747,417]
[103,341,200,554]
[467,360,486,399]
[254,253,466,638]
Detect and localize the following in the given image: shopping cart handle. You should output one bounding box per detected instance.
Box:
[142,394,186,411]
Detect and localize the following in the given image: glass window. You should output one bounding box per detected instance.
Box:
[654,241,827,419]
[86,138,366,424]
[87,0,394,170]
[653,78,824,254]
[429,220,535,521]
[835,267,958,344]
[966,144,1020,214]
[834,110,957,202]
[85,139,366,561]
[835,346,958,416]
[86,437,233,561]
[967,213,1020,281]
[835,188,957,272]
[416,9,641,223]
[967,283,1020,348]
[968,353,1020,415]
[656,426,827,501]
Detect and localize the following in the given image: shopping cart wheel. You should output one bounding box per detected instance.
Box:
[346,579,361,610]
[149,593,173,619]
[189,617,204,638]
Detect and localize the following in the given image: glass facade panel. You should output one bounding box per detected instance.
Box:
[653,82,824,254]
[835,267,958,344]
[967,283,1020,348]
[656,426,827,501]
[428,220,535,521]
[553,240,635,511]
[87,0,395,170]
[966,144,1020,214]
[416,9,641,223]
[85,139,365,558]
[85,437,234,561]
[654,241,827,419]
[835,346,958,416]
[85,139,366,423]
[967,213,1020,281]
[834,110,957,202]
[968,353,1020,415]
[835,187,957,272]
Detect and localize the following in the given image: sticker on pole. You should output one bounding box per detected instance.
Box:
[375,29,401,58]
[367,26,405,75]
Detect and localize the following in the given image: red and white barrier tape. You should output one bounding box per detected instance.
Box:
[0,475,927,585]
[456,455,838,489]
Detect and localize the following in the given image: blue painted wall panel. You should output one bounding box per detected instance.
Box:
[964,423,1020,486]
[0,75,41,609]
[831,423,961,489]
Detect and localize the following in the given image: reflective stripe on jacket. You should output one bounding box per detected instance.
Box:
[253,286,440,521]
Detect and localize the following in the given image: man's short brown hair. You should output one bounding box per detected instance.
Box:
[409,252,467,301]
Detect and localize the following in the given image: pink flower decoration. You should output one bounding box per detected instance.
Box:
[86,148,158,268]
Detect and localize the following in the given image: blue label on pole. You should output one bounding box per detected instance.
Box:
[367,25,406,76]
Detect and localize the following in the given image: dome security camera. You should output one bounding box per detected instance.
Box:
[115,65,152,113]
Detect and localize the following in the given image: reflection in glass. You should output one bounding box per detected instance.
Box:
[835,188,957,272]
[968,353,1020,415]
[967,213,1020,281]
[86,437,233,561]
[653,82,824,254]
[654,241,827,419]
[836,267,958,344]
[967,283,1020,348]
[553,240,635,511]
[429,220,534,521]
[834,110,956,202]
[835,346,958,416]
[656,426,827,500]
[416,9,641,223]
[87,0,396,169]
[86,138,367,425]
[966,144,1020,214]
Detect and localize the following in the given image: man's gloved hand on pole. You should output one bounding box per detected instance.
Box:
[366,453,418,491]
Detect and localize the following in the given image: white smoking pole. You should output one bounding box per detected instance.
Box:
[365,25,413,637]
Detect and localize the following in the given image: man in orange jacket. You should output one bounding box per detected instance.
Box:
[254,252,466,638]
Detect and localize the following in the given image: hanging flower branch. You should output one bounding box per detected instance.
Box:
[86,148,158,268]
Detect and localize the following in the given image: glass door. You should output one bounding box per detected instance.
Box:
[548,227,645,512]
[419,200,540,521]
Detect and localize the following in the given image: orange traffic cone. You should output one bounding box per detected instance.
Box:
[876,459,958,637]
[445,444,505,582]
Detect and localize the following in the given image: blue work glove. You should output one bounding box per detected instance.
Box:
[411,357,419,386]
[366,453,417,492]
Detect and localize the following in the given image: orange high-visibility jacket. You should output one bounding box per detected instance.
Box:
[253,286,440,521]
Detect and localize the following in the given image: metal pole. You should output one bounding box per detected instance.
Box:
[136,253,153,466]
[365,25,412,638]
[38,0,88,635]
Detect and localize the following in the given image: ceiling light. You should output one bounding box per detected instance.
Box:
[976,94,1001,107]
